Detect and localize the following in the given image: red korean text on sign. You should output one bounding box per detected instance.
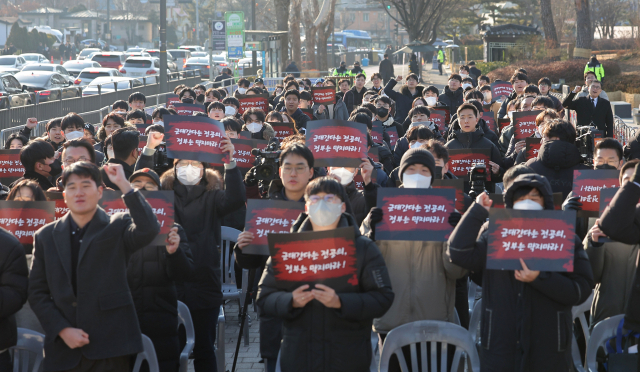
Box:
[311,87,336,104]
[572,169,619,213]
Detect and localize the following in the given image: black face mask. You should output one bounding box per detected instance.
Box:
[377,107,389,118]
[595,163,617,170]
[196,94,205,103]
[49,160,63,178]
[182,98,194,104]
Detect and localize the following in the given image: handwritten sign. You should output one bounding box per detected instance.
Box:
[572,169,619,216]
[172,102,206,116]
[525,137,542,160]
[311,86,336,104]
[236,93,269,114]
[268,227,359,292]
[487,209,576,272]
[446,148,492,182]
[491,81,512,102]
[305,120,368,168]
[376,188,455,241]
[0,201,54,244]
[0,149,25,185]
[165,115,226,164]
[512,110,541,141]
[243,199,304,255]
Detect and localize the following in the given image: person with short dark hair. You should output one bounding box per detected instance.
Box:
[179,88,196,104]
[222,96,242,122]
[96,112,126,154]
[213,68,234,87]
[563,80,614,137]
[313,79,349,121]
[126,109,146,125]
[281,89,309,132]
[45,118,65,151]
[15,139,56,191]
[128,92,146,111]
[112,100,129,117]
[284,60,300,78]
[100,128,155,190]
[378,54,395,86]
[257,176,394,372]
[536,77,564,115]
[4,133,28,150]
[374,95,405,140]
[221,117,242,138]
[576,71,610,101]
[497,72,530,119]
[29,161,160,372]
[207,101,226,121]
[241,108,274,141]
[438,74,465,118]
[151,107,171,126]
[384,74,424,123]
[205,88,221,103]
[351,73,367,106]
[593,138,624,170]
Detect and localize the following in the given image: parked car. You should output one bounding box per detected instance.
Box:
[236,57,262,76]
[74,68,122,87]
[20,53,49,65]
[190,51,207,58]
[81,76,143,96]
[0,72,31,108]
[0,56,26,71]
[167,49,192,71]
[14,71,79,102]
[120,57,163,84]
[89,52,127,70]
[179,45,204,52]
[21,63,74,83]
[125,47,146,53]
[63,60,102,76]
[77,48,102,60]
[80,39,106,48]
[183,57,215,79]
[125,51,151,59]
[145,50,178,72]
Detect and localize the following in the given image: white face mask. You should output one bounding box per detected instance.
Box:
[308,200,343,226]
[330,168,355,186]
[65,130,83,140]
[237,87,247,94]
[507,111,514,120]
[462,83,472,90]
[410,141,425,149]
[513,199,543,210]
[107,148,114,159]
[425,97,437,106]
[155,120,164,127]
[460,73,469,79]
[225,106,236,116]
[246,122,262,133]
[483,92,492,102]
[402,173,432,189]
[177,164,202,185]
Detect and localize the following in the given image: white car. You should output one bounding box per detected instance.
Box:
[0,56,26,71]
[190,51,208,58]
[63,60,102,77]
[78,48,102,60]
[74,68,121,87]
[81,76,143,96]
[21,63,74,83]
[179,45,204,52]
[125,51,151,59]
[120,57,162,84]
[20,53,49,65]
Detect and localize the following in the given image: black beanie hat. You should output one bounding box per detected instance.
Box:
[399,148,436,182]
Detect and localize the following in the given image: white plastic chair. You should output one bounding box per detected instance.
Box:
[467,280,478,316]
[586,314,625,372]
[378,320,481,372]
[468,299,482,344]
[177,301,195,372]
[9,328,44,372]
[572,291,594,372]
[216,306,226,372]
[221,226,250,346]
[132,334,160,372]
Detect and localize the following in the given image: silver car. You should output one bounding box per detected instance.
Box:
[81,76,143,96]
[78,48,102,60]
[74,68,122,87]
[0,56,26,71]
[21,64,74,83]
[20,53,49,65]
[63,60,102,77]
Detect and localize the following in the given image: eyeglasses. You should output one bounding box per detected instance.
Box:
[282,165,308,174]
[307,194,341,205]
[63,157,90,166]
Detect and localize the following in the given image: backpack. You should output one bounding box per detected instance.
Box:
[600,318,639,372]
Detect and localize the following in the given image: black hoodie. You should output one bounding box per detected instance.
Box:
[438,86,464,118]
[525,140,590,198]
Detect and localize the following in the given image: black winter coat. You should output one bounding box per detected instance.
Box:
[562,92,614,137]
[257,213,394,372]
[0,228,28,350]
[448,174,594,372]
[163,165,246,310]
[350,86,367,107]
[525,140,590,198]
[345,180,367,226]
[447,116,500,151]
[282,108,310,132]
[127,224,195,372]
[383,79,424,123]
[438,86,464,118]
[599,183,640,332]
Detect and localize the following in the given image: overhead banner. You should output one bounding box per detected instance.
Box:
[572,169,619,216]
[311,86,336,104]
[0,201,55,245]
[512,110,541,141]
[268,227,359,292]
[376,188,455,241]
[236,93,269,114]
[486,209,576,272]
[305,120,368,168]
[243,199,305,255]
[164,115,227,165]
[0,149,25,185]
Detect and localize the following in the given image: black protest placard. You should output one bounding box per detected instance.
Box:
[243,199,305,255]
[482,111,497,133]
[368,146,379,163]
[301,108,314,120]
[512,110,541,141]
[269,121,297,142]
[236,93,269,114]
[429,109,447,132]
[268,227,359,292]
[44,192,68,220]
[137,135,147,154]
[525,137,542,160]
[599,187,619,215]
[311,86,336,104]
[223,138,267,174]
[0,149,24,185]
[486,209,576,272]
[491,81,512,102]
[306,120,368,168]
[171,102,206,116]
[164,115,227,165]
[497,118,510,134]
[447,148,492,181]
[572,169,619,216]
[432,178,465,212]
[385,126,399,148]
[166,93,180,106]
[100,190,175,246]
[370,120,384,144]
[0,201,54,244]
[135,124,147,135]
[376,188,455,241]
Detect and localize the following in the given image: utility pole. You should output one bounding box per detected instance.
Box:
[209,19,214,81]
[160,0,167,93]
[195,0,199,44]
[251,0,256,74]
[106,0,111,45]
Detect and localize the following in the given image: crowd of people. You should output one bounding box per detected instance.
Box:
[0,56,639,372]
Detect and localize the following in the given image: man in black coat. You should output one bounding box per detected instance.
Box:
[438,74,465,119]
[284,60,300,78]
[468,61,482,82]
[100,127,156,191]
[213,68,234,87]
[13,139,57,191]
[562,80,614,137]
[29,162,160,372]
[379,54,394,85]
[0,228,28,370]
[280,89,309,132]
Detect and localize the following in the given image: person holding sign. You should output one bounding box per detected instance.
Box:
[280,89,309,132]
[257,177,394,372]
[159,138,245,372]
[315,79,349,121]
[241,108,275,141]
[448,173,593,371]
[28,162,161,372]
[99,128,156,191]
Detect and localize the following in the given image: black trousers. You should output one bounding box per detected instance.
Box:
[0,351,11,371]
[191,306,221,372]
[438,62,443,75]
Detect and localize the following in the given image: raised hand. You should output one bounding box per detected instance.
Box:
[165,226,180,254]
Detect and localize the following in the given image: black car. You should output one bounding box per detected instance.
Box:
[0,72,31,109]
[183,57,210,78]
[14,71,80,103]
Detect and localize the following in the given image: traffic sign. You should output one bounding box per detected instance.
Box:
[211,20,225,52]
[225,11,245,59]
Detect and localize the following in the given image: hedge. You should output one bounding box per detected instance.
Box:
[485,59,621,86]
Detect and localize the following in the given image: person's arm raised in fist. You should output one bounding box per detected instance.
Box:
[26,117,38,129]
[476,191,492,212]
[572,85,582,94]
[147,131,164,150]
[165,226,180,254]
[103,163,132,194]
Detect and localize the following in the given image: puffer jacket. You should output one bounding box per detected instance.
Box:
[383,79,425,123]
[0,228,28,350]
[160,165,246,310]
[257,213,394,372]
[447,116,500,151]
[438,86,464,118]
[127,224,194,372]
[448,174,594,372]
[525,140,590,198]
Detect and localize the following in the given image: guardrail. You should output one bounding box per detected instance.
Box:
[613,115,637,147]
[0,71,203,130]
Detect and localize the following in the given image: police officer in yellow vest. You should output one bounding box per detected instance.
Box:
[584,55,605,81]
[437,47,445,76]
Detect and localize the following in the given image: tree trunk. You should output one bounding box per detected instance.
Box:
[540,0,560,60]
[275,0,291,71]
[290,0,302,69]
[302,0,319,71]
[317,0,336,73]
[574,0,592,58]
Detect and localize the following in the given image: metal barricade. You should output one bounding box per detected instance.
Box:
[613,115,637,147]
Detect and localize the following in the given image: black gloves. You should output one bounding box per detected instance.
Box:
[364,207,383,241]
[244,167,258,187]
[448,211,462,228]
[562,194,583,212]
